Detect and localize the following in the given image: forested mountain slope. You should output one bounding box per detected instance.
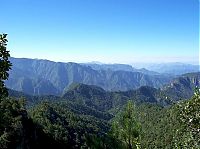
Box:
[162,72,200,101]
[62,72,200,107]
[5,71,200,148]
[4,87,200,148]
[9,72,200,110]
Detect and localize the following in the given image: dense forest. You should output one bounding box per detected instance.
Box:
[0,34,199,149]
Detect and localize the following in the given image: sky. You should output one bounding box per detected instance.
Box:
[0,0,199,64]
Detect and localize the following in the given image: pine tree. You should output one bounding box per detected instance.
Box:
[111,101,141,149]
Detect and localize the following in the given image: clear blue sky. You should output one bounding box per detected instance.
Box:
[0,0,199,64]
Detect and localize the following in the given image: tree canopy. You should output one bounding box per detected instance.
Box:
[0,33,12,98]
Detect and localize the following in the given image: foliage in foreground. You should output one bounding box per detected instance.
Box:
[0,33,12,98]
[173,88,200,148]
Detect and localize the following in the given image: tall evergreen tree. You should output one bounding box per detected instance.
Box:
[111,101,141,149]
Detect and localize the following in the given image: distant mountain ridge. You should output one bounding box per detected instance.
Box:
[6,57,173,96]
[132,62,199,75]
[81,63,159,75]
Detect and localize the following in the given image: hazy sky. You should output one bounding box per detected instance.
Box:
[0,0,199,64]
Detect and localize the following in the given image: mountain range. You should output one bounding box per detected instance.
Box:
[6,58,199,148]
[6,57,176,96]
[5,62,200,149]
[81,63,159,75]
[6,57,199,96]
[8,72,200,109]
[62,72,200,108]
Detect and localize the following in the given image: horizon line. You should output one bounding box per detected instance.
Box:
[10,56,199,66]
